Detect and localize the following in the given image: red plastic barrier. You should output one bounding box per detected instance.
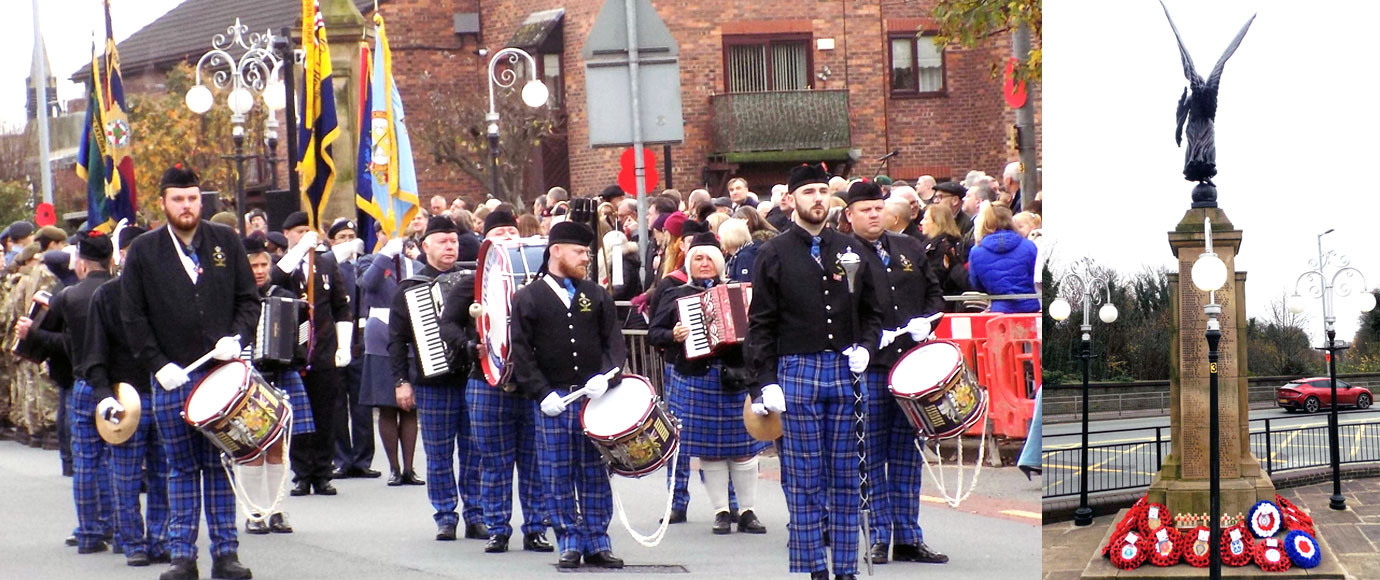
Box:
[931,313,1040,439]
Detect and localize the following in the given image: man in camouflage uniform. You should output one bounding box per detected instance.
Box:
[3,242,61,444]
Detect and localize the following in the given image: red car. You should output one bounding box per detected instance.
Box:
[1277,377,1372,413]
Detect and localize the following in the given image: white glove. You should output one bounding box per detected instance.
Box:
[540,392,567,417]
[335,321,353,367]
[844,345,870,374]
[584,373,610,400]
[211,335,242,361]
[331,240,357,264]
[155,363,190,391]
[380,237,404,258]
[761,384,786,414]
[751,401,768,416]
[111,218,129,266]
[97,397,125,424]
[879,328,900,349]
[278,231,319,273]
[906,315,936,342]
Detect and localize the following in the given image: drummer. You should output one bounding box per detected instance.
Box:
[438,209,553,554]
[238,237,316,535]
[80,227,170,565]
[120,164,259,580]
[647,231,768,536]
[747,163,883,580]
[843,180,949,565]
[509,221,628,569]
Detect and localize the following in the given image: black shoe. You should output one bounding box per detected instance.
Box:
[387,471,404,486]
[314,481,338,496]
[810,571,829,580]
[484,534,509,553]
[351,467,382,478]
[126,552,151,567]
[436,523,457,541]
[558,550,581,569]
[401,470,425,485]
[464,522,489,540]
[737,510,766,534]
[713,511,732,535]
[62,462,74,477]
[584,550,624,569]
[65,535,77,547]
[245,517,270,535]
[869,542,890,564]
[77,541,108,554]
[159,559,199,580]
[290,481,312,496]
[1019,465,1042,481]
[211,553,253,579]
[523,532,554,552]
[664,508,687,524]
[893,542,948,563]
[330,467,349,479]
[834,575,857,580]
[268,513,293,534]
[149,553,172,564]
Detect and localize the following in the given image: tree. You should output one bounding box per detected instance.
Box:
[413,74,562,211]
[932,0,1042,82]
[0,130,35,227]
[1044,263,1173,384]
[1343,289,1380,372]
[1246,291,1322,377]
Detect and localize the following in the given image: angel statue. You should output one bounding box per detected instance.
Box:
[1160,1,1255,208]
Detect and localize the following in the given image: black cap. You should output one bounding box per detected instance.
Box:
[547,221,595,247]
[77,232,113,262]
[282,211,310,231]
[266,231,289,249]
[598,185,625,200]
[423,216,457,240]
[118,225,146,250]
[327,219,356,239]
[681,218,710,238]
[687,231,721,251]
[243,237,268,256]
[712,196,734,208]
[482,209,518,235]
[845,180,885,206]
[787,163,831,193]
[934,181,967,197]
[159,163,200,191]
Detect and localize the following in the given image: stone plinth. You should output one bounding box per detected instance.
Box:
[1147,208,1276,524]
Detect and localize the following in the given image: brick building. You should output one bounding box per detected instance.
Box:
[72,0,1038,212]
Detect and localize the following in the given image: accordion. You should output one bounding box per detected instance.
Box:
[11,290,52,363]
[402,270,468,378]
[675,283,751,359]
[253,295,308,371]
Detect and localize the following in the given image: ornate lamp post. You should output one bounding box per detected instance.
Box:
[1287,229,1375,512]
[185,19,287,232]
[485,48,549,202]
[1187,217,1230,580]
[1048,257,1118,527]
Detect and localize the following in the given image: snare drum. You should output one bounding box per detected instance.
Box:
[183,361,291,464]
[888,341,988,440]
[476,237,548,386]
[581,374,681,477]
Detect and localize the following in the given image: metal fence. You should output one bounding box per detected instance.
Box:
[1042,411,1380,498]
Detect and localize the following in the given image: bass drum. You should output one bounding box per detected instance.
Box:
[475,237,548,386]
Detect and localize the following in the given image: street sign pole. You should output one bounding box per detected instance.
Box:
[624,0,649,259]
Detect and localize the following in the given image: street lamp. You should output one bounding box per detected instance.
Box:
[1048,256,1117,527]
[1287,229,1373,512]
[1189,217,1228,580]
[185,19,286,232]
[485,48,548,202]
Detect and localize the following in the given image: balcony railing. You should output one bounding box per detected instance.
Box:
[710,89,851,155]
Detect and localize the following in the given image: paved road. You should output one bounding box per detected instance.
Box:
[1,435,1040,579]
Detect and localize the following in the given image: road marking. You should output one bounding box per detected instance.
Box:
[1352,425,1364,458]
[1000,509,1041,520]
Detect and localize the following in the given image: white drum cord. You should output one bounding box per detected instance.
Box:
[609,445,680,547]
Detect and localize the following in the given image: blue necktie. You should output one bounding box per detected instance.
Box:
[874,240,891,267]
[562,278,577,303]
[182,243,200,269]
[810,236,822,268]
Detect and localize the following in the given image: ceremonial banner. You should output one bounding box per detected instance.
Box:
[77,0,138,232]
[356,13,419,247]
[298,0,339,228]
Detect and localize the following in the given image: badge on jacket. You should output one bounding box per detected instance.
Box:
[212,246,227,267]
[578,292,593,312]
[898,252,914,272]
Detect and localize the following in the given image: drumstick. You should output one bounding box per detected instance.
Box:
[558,366,622,406]
[184,334,242,374]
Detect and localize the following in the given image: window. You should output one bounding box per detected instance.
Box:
[890,33,945,95]
[539,52,563,108]
[723,36,812,93]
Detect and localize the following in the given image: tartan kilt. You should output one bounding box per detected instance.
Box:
[668,365,768,459]
[272,370,314,435]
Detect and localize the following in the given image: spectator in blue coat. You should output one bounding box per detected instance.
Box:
[719,218,758,283]
[967,205,1040,313]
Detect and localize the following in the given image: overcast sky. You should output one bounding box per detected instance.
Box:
[0,0,183,130]
[1043,0,1380,345]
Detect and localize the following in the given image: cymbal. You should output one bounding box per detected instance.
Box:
[96,383,141,445]
[742,395,782,442]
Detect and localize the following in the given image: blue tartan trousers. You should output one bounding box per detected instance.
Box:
[70,380,115,550]
[466,378,546,537]
[536,398,613,555]
[153,369,238,561]
[863,369,925,546]
[109,389,169,558]
[779,352,863,576]
[415,383,482,528]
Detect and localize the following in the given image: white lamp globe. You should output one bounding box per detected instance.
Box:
[227,86,255,116]
[1099,303,1119,324]
[1049,298,1072,322]
[1286,293,1307,314]
[1359,292,1377,313]
[521,79,549,108]
[185,84,213,114]
[263,80,287,111]
[1191,253,1228,292]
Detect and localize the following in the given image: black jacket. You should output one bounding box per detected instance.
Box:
[31,271,111,385]
[270,250,351,369]
[121,222,259,371]
[646,281,747,377]
[80,278,150,401]
[855,232,944,370]
[765,207,792,232]
[388,264,468,386]
[509,274,626,401]
[438,270,483,381]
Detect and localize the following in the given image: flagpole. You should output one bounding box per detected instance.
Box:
[279,27,301,201]
[31,0,53,205]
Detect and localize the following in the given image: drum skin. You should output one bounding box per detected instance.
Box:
[476,238,547,386]
[183,360,290,464]
[581,375,681,477]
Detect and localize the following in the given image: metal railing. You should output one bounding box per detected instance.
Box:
[709,89,851,154]
[1042,410,1380,498]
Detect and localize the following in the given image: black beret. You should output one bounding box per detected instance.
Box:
[265,231,289,249]
[598,185,625,200]
[118,226,146,250]
[787,163,831,193]
[243,237,268,256]
[680,218,710,238]
[327,219,356,239]
[845,180,885,206]
[423,216,457,239]
[934,181,967,197]
[2,220,34,241]
[547,221,595,247]
[687,231,721,252]
[282,211,310,231]
[159,163,200,191]
[482,209,519,235]
[77,232,113,262]
[712,196,734,208]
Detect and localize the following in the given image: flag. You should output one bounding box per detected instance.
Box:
[356,13,419,247]
[298,0,339,228]
[355,41,377,251]
[76,0,138,232]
